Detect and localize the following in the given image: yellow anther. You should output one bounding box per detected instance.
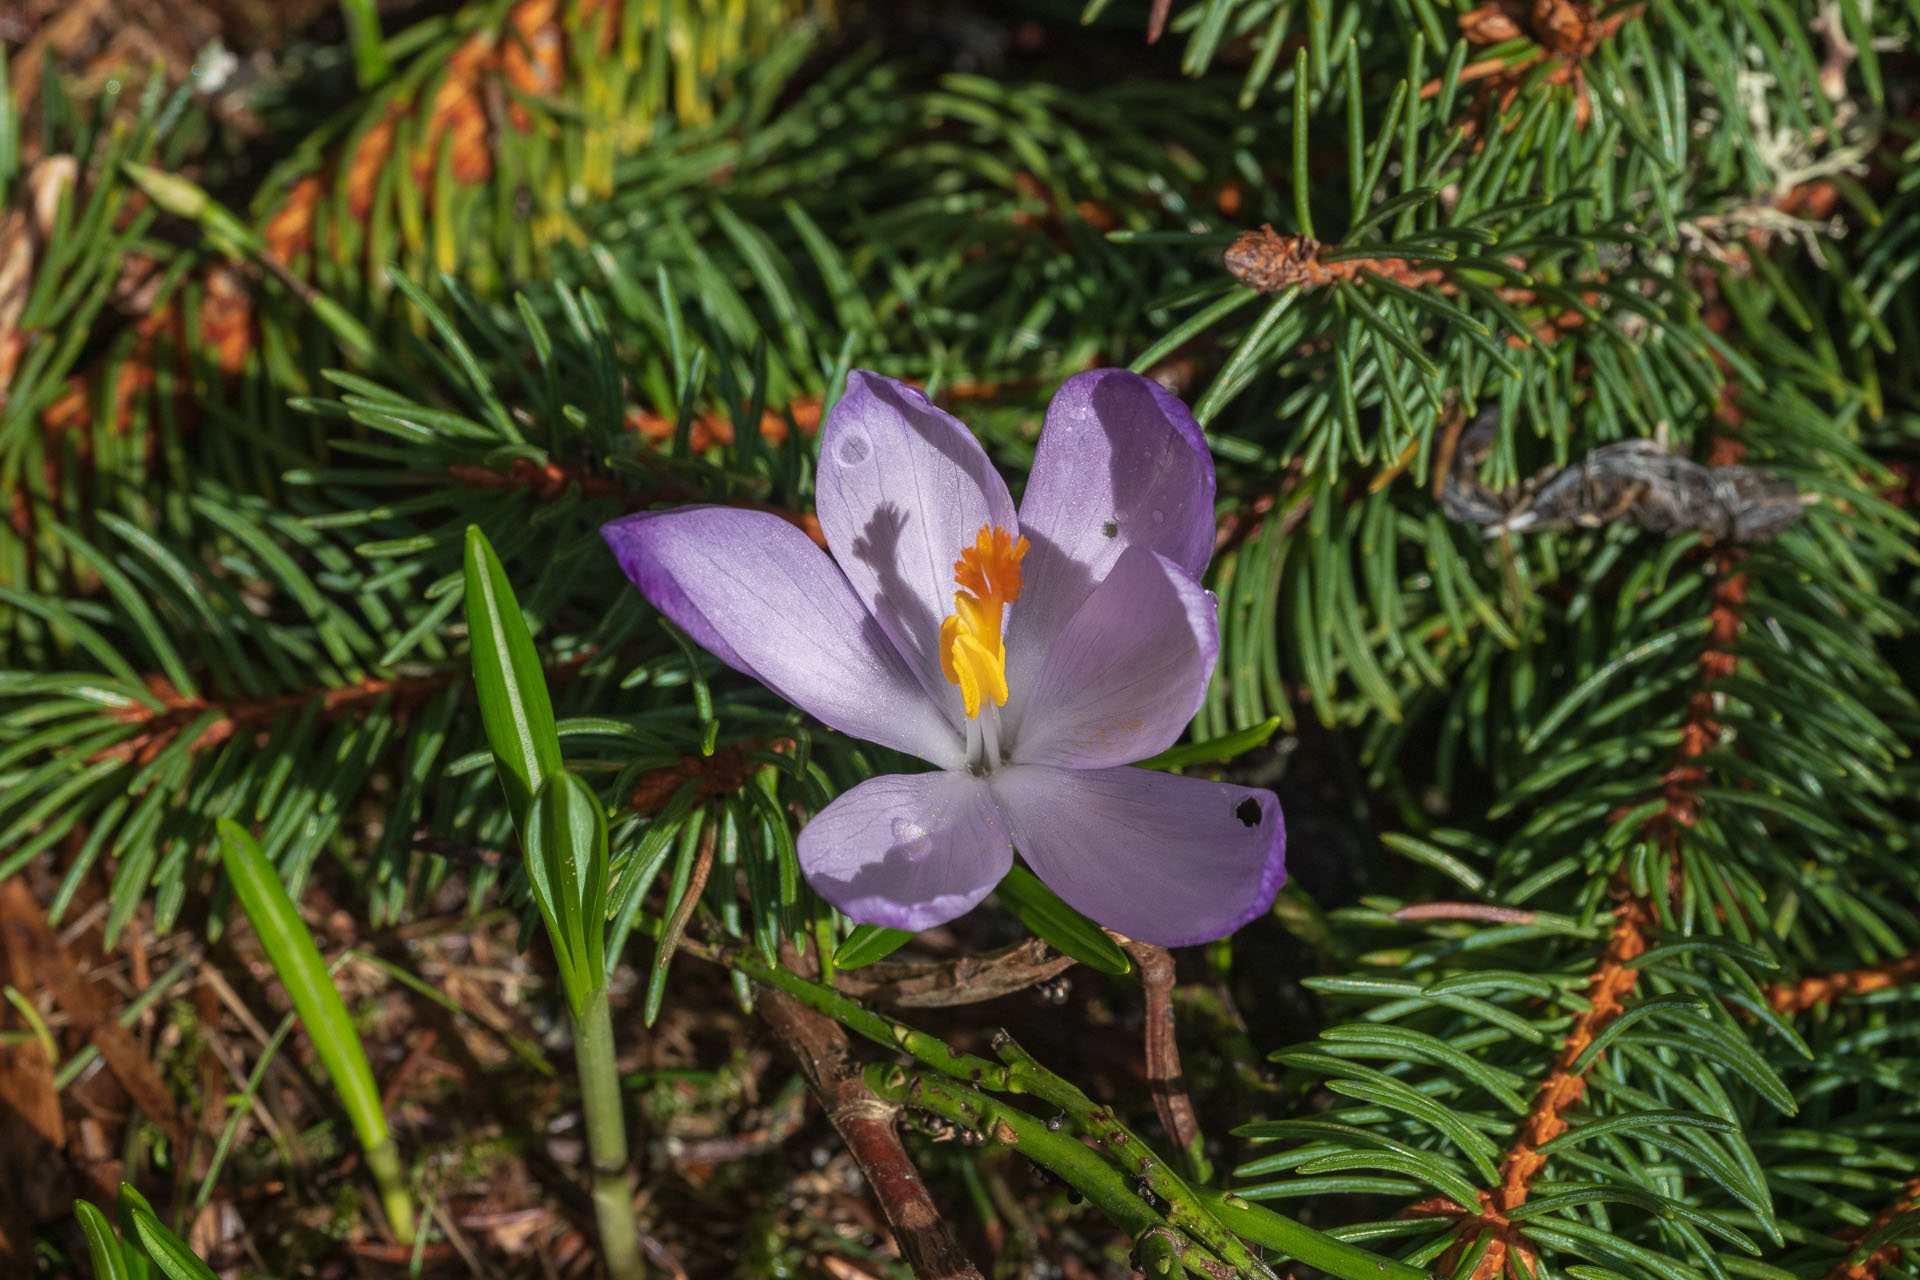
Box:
[939,525,1027,719]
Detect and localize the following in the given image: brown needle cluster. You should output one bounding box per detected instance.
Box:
[1224,226,1448,295]
[1437,0,1642,128]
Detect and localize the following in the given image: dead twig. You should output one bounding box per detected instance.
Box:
[1768,955,1920,1013]
[1440,408,1806,543]
[757,989,985,1280]
[832,938,1077,1009]
[1392,902,1540,925]
[1119,941,1204,1174]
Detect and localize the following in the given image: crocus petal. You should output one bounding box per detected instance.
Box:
[1005,370,1215,701]
[602,506,961,767]
[815,371,1018,720]
[1007,547,1218,768]
[799,770,1013,931]
[991,764,1285,948]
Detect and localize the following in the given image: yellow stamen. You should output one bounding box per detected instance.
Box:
[939,525,1027,719]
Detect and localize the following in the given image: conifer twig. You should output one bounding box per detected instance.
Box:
[1121,940,1207,1179]
[1767,956,1920,1013]
[757,989,985,1280]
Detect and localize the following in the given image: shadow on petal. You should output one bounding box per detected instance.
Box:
[799,771,1014,933]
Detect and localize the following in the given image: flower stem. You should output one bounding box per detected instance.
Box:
[576,985,644,1280]
[992,1033,1275,1280]
[364,1136,415,1247]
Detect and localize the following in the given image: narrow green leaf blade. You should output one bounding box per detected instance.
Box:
[997,865,1130,975]
[74,1200,130,1280]
[462,525,564,835]
[835,924,916,970]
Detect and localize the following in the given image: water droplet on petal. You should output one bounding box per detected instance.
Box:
[1151,509,1164,524]
[837,432,871,466]
[892,817,933,860]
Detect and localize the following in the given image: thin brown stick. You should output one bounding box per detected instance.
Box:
[1120,941,1203,1168]
[833,938,1076,1008]
[757,989,985,1280]
[1146,0,1173,42]
[656,821,717,971]
[1392,902,1539,925]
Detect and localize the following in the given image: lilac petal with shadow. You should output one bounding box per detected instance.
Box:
[1005,369,1216,703]
[602,506,962,768]
[798,770,1012,932]
[1006,547,1218,768]
[990,764,1285,948]
[815,371,1018,723]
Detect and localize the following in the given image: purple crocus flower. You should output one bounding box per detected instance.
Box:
[601,370,1286,947]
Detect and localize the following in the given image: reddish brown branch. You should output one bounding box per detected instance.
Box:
[100,651,599,769]
[757,989,985,1280]
[1121,941,1204,1166]
[1223,226,1614,349]
[1768,956,1920,1014]
[1409,891,1653,1279]
[99,670,458,767]
[448,457,828,546]
[1422,419,1755,1278]
[1392,902,1539,925]
[1824,1178,1920,1280]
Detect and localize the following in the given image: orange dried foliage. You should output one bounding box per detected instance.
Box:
[1824,1179,1920,1280]
[1009,171,1118,247]
[627,399,823,454]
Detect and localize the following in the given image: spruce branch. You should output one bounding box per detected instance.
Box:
[759,989,987,1280]
[1406,890,1652,1279]
[1765,957,1920,1014]
[1123,940,1210,1182]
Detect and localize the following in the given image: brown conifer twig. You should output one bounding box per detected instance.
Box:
[757,989,986,1280]
[98,671,459,766]
[1418,432,1755,1278]
[1392,902,1540,925]
[1767,956,1920,1014]
[1121,940,1205,1168]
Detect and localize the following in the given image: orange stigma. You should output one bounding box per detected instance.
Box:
[939,525,1027,719]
